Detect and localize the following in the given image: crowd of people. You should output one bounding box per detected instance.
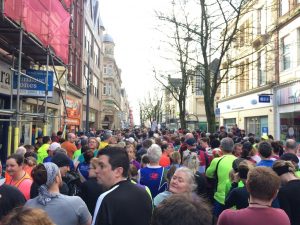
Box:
[0,125,299,225]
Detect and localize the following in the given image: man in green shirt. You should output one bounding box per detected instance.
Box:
[206,137,236,217]
[37,136,51,164]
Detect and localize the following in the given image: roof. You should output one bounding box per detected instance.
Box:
[103,34,114,43]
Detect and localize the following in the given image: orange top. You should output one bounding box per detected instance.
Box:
[61,141,77,158]
[6,172,33,200]
[159,155,171,167]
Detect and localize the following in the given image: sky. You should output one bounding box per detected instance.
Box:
[100,0,171,124]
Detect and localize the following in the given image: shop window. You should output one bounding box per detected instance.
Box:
[246,116,268,137]
[224,118,236,132]
[280,112,300,142]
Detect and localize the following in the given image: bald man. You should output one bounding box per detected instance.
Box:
[61,133,77,158]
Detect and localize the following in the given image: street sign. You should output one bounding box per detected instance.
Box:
[13,69,54,97]
[258,95,270,103]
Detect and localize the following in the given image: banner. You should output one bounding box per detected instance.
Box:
[13,69,54,97]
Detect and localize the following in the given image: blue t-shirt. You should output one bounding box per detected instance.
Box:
[256,159,274,167]
[139,166,167,198]
[77,162,89,180]
[43,156,52,163]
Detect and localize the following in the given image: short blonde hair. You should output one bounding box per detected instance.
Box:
[2,207,55,225]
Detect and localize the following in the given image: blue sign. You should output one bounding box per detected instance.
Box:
[13,69,54,97]
[262,127,268,134]
[259,95,270,103]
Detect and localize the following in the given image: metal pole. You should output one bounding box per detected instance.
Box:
[8,52,15,156]
[43,49,49,136]
[85,55,90,133]
[14,28,23,151]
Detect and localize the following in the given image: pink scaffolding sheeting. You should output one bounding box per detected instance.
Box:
[4,0,70,64]
[63,0,73,9]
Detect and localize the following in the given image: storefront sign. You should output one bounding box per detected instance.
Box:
[0,61,11,95]
[277,83,300,105]
[219,90,273,113]
[65,96,81,125]
[13,69,54,97]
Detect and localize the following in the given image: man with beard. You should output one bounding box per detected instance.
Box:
[25,162,91,225]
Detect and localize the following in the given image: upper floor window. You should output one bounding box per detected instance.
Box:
[258,51,266,86]
[195,75,204,96]
[103,83,112,96]
[257,7,266,35]
[107,64,113,76]
[281,35,292,71]
[93,75,99,97]
[94,43,100,66]
[280,0,289,16]
[84,25,92,54]
[105,47,114,55]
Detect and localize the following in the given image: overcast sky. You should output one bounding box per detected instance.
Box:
[100,0,171,124]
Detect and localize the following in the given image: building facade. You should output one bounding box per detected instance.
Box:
[100,34,123,130]
[219,0,277,136]
[82,0,104,131]
[274,0,300,142]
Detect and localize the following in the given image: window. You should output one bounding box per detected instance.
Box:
[281,35,292,70]
[93,75,99,97]
[280,0,289,16]
[107,64,113,76]
[195,74,204,96]
[239,24,244,47]
[105,47,114,55]
[84,25,92,53]
[103,83,112,96]
[257,7,266,35]
[89,74,93,94]
[103,64,107,74]
[258,51,266,86]
[94,43,100,66]
[83,65,88,89]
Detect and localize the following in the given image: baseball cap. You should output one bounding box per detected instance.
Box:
[49,142,61,151]
[126,137,135,143]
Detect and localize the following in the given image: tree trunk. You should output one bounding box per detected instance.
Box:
[204,96,216,133]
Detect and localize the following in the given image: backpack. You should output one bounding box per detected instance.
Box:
[63,171,82,196]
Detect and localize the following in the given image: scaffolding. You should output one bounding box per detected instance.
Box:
[0,0,71,154]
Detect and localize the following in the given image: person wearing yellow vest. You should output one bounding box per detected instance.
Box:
[206,137,236,218]
[37,136,51,164]
[5,154,33,200]
[99,133,112,150]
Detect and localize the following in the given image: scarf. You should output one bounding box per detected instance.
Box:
[37,162,60,206]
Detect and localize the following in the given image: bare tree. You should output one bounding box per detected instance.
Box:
[154,0,251,132]
[139,92,163,127]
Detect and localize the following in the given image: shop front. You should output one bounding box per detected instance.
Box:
[276,82,300,142]
[219,90,274,136]
[0,60,14,162]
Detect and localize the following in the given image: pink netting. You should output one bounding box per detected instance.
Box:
[4,0,70,64]
[63,0,73,8]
